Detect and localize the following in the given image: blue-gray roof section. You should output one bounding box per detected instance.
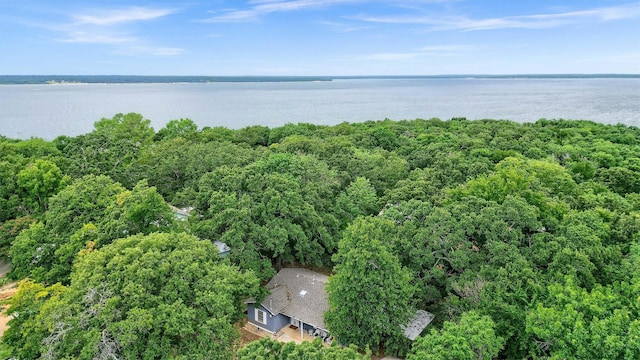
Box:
[261,268,330,330]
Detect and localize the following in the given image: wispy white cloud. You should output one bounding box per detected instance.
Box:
[56,32,136,44]
[73,7,177,26]
[353,2,640,30]
[204,9,257,22]
[202,0,363,22]
[578,51,640,65]
[54,32,184,57]
[120,45,185,57]
[361,52,419,61]
[419,45,478,52]
[201,0,457,22]
[360,44,478,61]
[40,6,184,56]
[317,19,371,32]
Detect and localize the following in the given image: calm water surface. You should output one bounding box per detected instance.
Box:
[1,78,638,139]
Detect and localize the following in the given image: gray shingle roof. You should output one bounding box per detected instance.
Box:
[402,309,435,340]
[261,268,330,329]
[261,285,289,315]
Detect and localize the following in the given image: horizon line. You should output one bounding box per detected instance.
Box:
[1,73,639,76]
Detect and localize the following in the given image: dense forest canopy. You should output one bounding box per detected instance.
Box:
[1,114,640,359]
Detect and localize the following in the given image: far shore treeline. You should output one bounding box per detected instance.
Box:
[1,74,639,85]
[1,114,640,359]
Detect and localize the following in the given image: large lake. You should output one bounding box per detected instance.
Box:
[1,78,639,140]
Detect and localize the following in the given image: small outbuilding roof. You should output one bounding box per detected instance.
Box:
[213,241,231,254]
[402,310,435,341]
[170,205,192,220]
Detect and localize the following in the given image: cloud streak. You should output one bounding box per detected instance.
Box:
[119,45,185,57]
[72,7,177,26]
[359,44,479,61]
[203,0,363,22]
[57,32,136,44]
[42,6,184,56]
[353,2,640,31]
[317,19,371,32]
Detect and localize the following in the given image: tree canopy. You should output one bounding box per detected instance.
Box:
[326,217,415,355]
[3,115,640,358]
[5,232,259,359]
[408,311,504,360]
[237,338,370,360]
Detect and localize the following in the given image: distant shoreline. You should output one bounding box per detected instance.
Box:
[0,74,639,85]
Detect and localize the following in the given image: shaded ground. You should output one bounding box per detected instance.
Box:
[0,260,10,278]
[239,320,390,359]
[242,321,322,345]
[239,326,262,346]
[0,260,15,337]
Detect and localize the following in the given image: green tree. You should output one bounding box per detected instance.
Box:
[194,153,340,279]
[198,126,236,143]
[154,118,198,141]
[237,337,370,360]
[2,280,68,360]
[526,275,640,359]
[9,222,53,281]
[450,157,575,229]
[198,171,328,277]
[93,112,155,146]
[597,166,640,195]
[383,168,442,204]
[346,148,409,196]
[0,160,22,222]
[379,199,489,309]
[549,209,617,287]
[57,113,154,187]
[326,217,415,355]
[335,177,379,228]
[8,175,124,283]
[97,179,176,243]
[56,132,142,188]
[0,215,35,260]
[473,244,542,358]
[11,232,259,359]
[3,137,60,160]
[17,159,69,213]
[8,176,177,284]
[273,134,323,155]
[135,139,259,203]
[44,175,124,239]
[234,125,270,147]
[408,311,504,360]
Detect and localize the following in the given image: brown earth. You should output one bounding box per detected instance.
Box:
[239,326,262,346]
[0,282,18,337]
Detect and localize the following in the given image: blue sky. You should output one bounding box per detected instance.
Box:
[1,0,639,75]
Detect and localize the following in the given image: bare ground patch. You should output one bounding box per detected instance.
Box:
[0,282,18,337]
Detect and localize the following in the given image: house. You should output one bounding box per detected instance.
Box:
[246,268,331,341]
[246,268,434,344]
